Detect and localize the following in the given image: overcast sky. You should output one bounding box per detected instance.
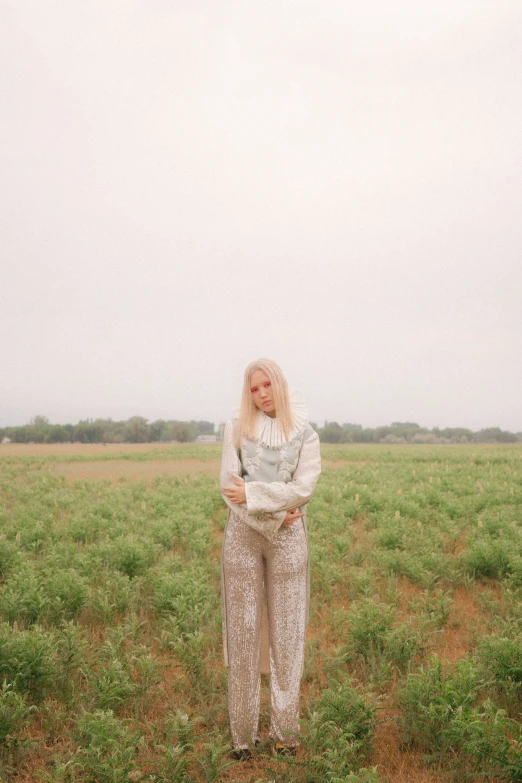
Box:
[1,0,521,431]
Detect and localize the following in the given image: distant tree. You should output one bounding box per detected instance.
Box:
[318,426,343,443]
[149,419,166,442]
[93,418,121,443]
[123,416,150,443]
[354,428,378,443]
[171,422,196,443]
[159,421,196,443]
[73,420,104,443]
[46,424,69,443]
[30,415,50,427]
[341,425,376,443]
[27,415,51,443]
[191,420,215,435]
[381,434,406,444]
[8,426,29,443]
[476,427,517,444]
[433,427,474,441]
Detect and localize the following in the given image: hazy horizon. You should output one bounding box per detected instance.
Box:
[2,410,521,436]
[2,1,521,432]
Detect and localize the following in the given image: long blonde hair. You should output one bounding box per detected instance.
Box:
[236,358,294,445]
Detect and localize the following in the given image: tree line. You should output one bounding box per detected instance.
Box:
[0,416,214,444]
[1,416,521,445]
[316,421,522,444]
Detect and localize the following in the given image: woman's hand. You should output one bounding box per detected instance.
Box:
[282,508,304,527]
[223,477,247,505]
[223,480,303,527]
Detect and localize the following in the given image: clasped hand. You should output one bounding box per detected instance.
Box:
[223,478,303,527]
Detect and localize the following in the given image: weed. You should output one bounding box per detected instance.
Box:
[397,656,481,759]
[454,700,522,782]
[476,634,522,716]
[74,709,142,783]
[347,599,394,659]
[0,623,57,701]
[0,567,48,626]
[463,537,513,579]
[0,681,35,749]
[302,678,377,781]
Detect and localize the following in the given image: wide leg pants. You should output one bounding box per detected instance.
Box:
[222,511,309,749]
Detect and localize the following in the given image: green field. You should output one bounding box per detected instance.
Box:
[0,443,521,782]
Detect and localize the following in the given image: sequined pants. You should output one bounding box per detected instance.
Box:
[222,512,308,749]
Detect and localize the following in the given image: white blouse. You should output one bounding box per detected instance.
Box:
[219,396,322,540]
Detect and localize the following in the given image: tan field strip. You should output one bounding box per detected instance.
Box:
[1,442,347,481]
[51,459,223,481]
[0,442,194,457]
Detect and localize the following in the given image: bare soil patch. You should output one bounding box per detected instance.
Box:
[0,442,201,456]
[52,459,222,482]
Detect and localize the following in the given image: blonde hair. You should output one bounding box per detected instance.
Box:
[236,358,294,445]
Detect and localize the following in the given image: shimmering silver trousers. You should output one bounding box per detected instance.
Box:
[222,512,308,749]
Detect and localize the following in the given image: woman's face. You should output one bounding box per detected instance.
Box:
[250,370,276,418]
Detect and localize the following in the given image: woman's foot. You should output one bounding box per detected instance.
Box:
[231,739,260,761]
[231,747,252,761]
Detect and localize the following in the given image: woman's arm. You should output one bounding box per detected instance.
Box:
[244,429,321,515]
[220,420,287,529]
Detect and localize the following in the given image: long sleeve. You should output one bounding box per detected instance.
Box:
[244,429,321,514]
[220,420,286,539]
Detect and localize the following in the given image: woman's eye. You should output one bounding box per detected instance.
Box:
[250,387,258,393]
[264,382,271,388]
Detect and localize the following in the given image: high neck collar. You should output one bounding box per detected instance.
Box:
[252,389,309,449]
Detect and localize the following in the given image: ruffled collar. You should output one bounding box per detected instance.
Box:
[234,389,309,450]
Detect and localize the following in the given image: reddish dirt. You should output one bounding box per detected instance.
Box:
[51,459,222,482]
[0,442,199,456]
[372,715,443,782]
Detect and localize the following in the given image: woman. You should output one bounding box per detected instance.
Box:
[220,358,321,760]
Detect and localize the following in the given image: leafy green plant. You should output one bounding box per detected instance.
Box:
[0,623,57,701]
[397,656,481,760]
[0,539,18,578]
[0,682,35,749]
[152,566,215,633]
[0,567,48,626]
[382,620,427,671]
[110,538,158,579]
[89,657,137,713]
[74,709,142,783]
[463,533,521,580]
[302,678,377,781]
[45,570,89,621]
[347,599,394,658]
[147,711,201,783]
[195,735,237,783]
[476,634,522,716]
[89,572,133,624]
[454,700,522,782]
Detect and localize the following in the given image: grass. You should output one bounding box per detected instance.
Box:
[0,443,520,781]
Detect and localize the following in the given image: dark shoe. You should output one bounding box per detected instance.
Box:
[231,738,260,761]
[273,741,297,757]
[231,747,252,761]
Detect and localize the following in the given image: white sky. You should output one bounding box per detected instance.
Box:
[1,0,521,430]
